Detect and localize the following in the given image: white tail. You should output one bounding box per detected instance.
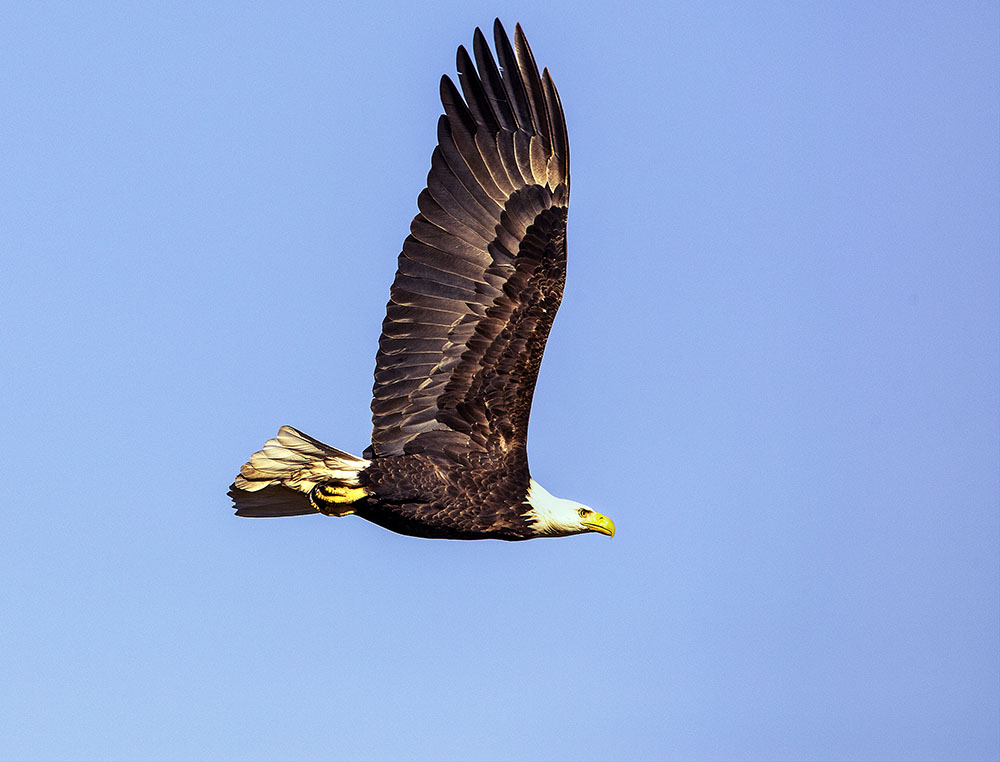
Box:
[229,426,370,517]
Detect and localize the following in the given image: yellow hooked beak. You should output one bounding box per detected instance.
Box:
[583,512,615,537]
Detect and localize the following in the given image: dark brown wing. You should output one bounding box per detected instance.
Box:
[368,20,570,461]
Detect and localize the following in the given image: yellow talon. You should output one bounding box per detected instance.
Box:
[317,485,367,503]
[310,484,367,516]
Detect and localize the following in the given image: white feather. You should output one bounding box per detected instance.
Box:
[233,426,369,494]
[523,479,590,536]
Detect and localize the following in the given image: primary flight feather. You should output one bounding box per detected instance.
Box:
[229,20,614,541]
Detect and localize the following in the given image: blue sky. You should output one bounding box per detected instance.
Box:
[2,2,997,760]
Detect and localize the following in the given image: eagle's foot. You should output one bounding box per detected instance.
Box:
[309,484,367,516]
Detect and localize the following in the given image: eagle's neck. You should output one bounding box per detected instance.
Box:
[523,479,583,536]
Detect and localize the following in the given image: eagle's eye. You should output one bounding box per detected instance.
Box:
[577,507,588,517]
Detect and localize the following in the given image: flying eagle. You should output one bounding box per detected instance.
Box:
[228,20,614,541]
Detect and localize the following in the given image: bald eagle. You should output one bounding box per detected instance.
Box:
[228,20,614,541]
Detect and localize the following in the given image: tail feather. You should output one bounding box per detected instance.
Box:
[228,484,314,518]
[229,426,370,518]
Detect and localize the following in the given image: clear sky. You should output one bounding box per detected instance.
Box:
[2,2,997,761]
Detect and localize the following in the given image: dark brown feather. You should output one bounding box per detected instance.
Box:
[370,20,570,467]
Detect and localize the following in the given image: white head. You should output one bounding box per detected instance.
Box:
[524,479,615,537]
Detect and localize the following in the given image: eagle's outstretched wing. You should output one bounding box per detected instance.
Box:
[369,20,570,462]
